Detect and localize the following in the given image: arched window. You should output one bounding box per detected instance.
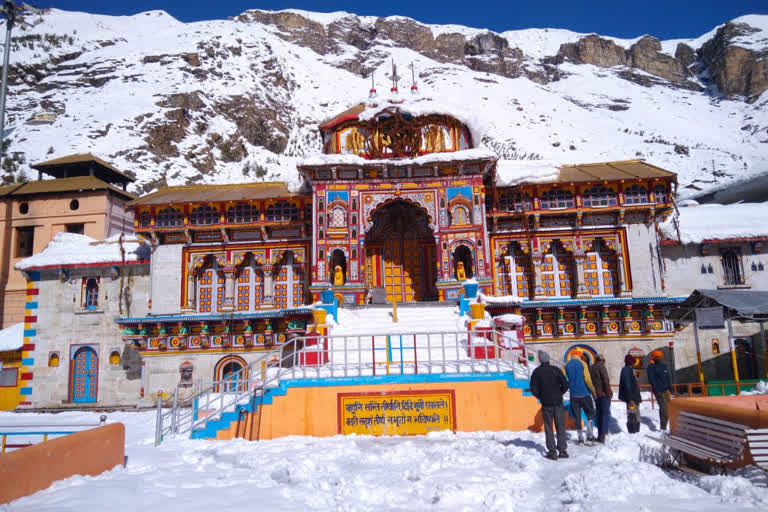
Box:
[583,239,618,296]
[138,211,151,228]
[499,191,532,212]
[721,249,744,286]
[156,207,183,227]
[197,259,224,313]
[236,256,261,312]
[190,205,219,225]
[624,185,649,205]
[109,351,121,366]
[582,186,617,208]
[540,190,574,209]
[541,242,574,297]
[274,251,306,308]
[227,203,258,224]
[329,205,347,228]
[266,201,298,222]
[215,356,247,392]
[450,205,470,226]
[84,278,99,309]
[653,184,667,204]
[48,352,60,367]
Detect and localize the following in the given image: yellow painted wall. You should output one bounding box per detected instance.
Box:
[0,351,21,410]
[216,379,542,440]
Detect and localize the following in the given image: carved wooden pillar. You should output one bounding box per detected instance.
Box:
[261,264,275,306]
[574,249,589,299]
[532,250,546,300]
[616,251,630,297]
[183,265,197,312]
[221,265,237,312]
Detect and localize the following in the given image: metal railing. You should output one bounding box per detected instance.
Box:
[155,329,528,445]
[0,415,108,453]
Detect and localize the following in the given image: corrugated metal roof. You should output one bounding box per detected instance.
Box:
[555,160,676,183]
[31,153,134,183]
[685,289,768,316]
[129,182,297,206]
[8,176,136,200]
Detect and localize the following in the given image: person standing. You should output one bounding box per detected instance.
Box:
[530,350,570,460]
[589,354,612,443]
[619,354,642,433]
[565,350,596,445]
[646,350,672,430]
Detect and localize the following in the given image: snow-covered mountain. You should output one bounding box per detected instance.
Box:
[3,8,767,198]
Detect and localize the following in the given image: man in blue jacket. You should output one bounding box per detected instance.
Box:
[565,350,596,445]
[530,350,570,460]
[646,350,672,430]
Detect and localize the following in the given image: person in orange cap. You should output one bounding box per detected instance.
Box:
[646,350,672,430]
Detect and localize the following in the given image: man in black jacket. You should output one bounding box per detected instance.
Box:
[619,354,642,433]
[530,350,570,460]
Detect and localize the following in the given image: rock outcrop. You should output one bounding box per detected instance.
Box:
[698,22,768,101]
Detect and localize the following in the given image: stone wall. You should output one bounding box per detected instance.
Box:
[30,264,150,408]
[149,244,183,315]
[625,223,665,298]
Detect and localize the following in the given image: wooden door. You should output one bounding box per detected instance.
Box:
[72,347,97,403]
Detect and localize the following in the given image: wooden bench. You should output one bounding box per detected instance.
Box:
[656,411,748,473]
[746,428,768,470]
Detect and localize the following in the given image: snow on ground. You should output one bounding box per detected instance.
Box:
[3,400,768,511]
[659,202,768,244]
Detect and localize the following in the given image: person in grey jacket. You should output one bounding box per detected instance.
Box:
[530,350,570,460]
[646,350,672,430]
[619,354,642,433]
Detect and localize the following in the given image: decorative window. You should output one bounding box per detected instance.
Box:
[450,205,470,226]
[48,352,60,367]
[721,249,744,286]
[227,203,258,224]
[198,262,224,313]
[109,351,121,366]
[236,262,262,312]
[190,205,219,225]
[266,201,298,222]
[584,239,618,296]
[304,203,313,220]
[329,206,347,228]
[624,185,649,205]
[156,207,183,227]
[179,361,194,388]
[499,191,532,212]
[540,190,574,209]
[582,186,617,208]
[138,211,151,228]
[499,243,533,299]
[653,185,667,204]
[83,277,99,309]
[540,242,574,297]
[274,251,305,308]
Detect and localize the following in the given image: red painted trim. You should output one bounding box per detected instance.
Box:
[22,260,149,271]
[660,240,678,246]
[700,236,768,243]
[24,316,36,323]
[319,113,360,131]
[21,343,34,351]
[26,289,39,296]
[18,401,31,406]
[20,372,33,380]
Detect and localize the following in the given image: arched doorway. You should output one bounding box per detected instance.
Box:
[452,244,474,280]
[215,356,247,392]
[734,338,756,380]
[364,200,437,302]
[71,346,98,403]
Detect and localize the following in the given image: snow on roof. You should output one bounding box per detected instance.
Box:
[0,323,24,352]
[298,147,496,167]
[495,160,563,186]
[357,94,487,147]
[15,232,147,270]
[659,202,768,244]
